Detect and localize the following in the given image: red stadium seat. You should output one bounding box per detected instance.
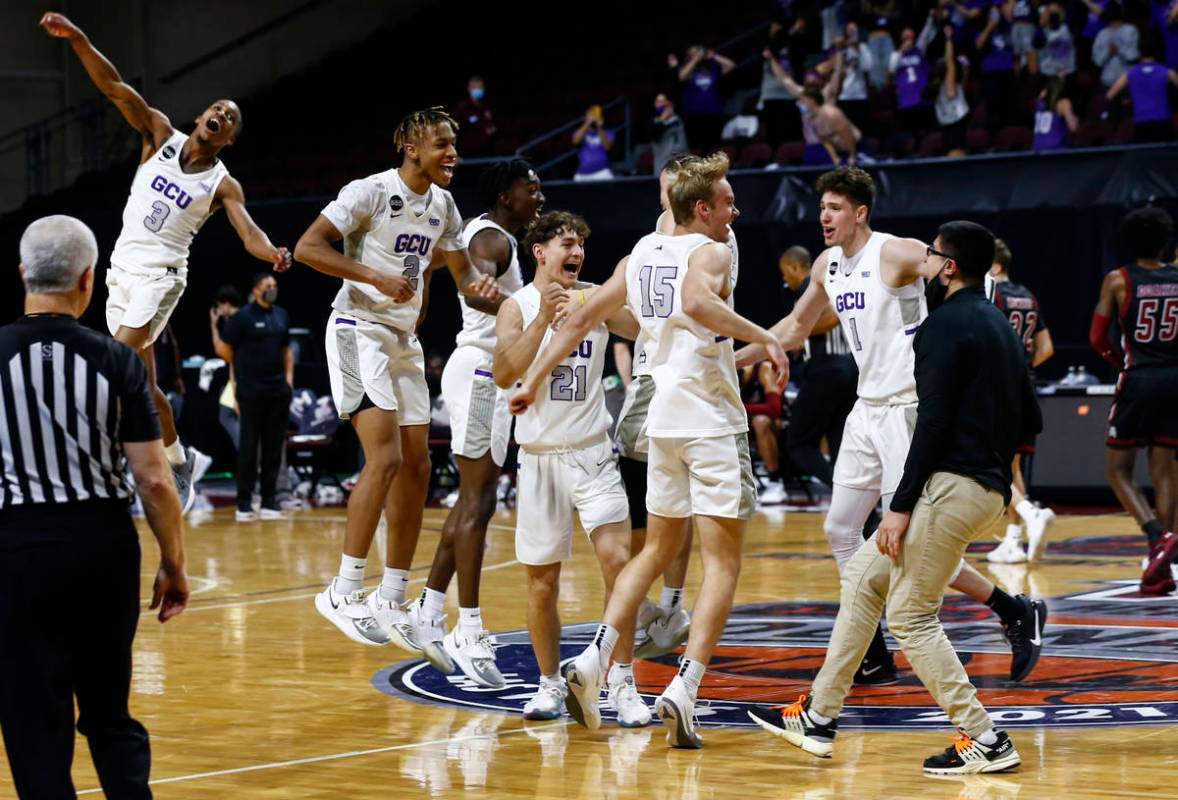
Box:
[720,143,740,162]
[965,128,991,153]
[735,141,773,169]
[774,141,805,165]
[967,104,988,130]
[633,148,654,175]
[1112,119,1135,144]
[993,126,1032,151]
[1069,120,1112,147]
[917,131,944,157]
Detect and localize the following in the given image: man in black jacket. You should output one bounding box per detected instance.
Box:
[750,221,1041,776]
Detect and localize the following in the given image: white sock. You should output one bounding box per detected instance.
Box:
[1015,499,1036,523]
[586,623,619,671]
[459,606,483,635]
[540,672,565,688]
[675,657,706,699]
[1005,523,1023,541]
[165,440,186,466]
[807,707,833,725]
[379,568,410,604]
[659,586,684,613]
[975,728,998,746]
[420,587,446,618]
[610,662,634,684]
[335,554,366,595]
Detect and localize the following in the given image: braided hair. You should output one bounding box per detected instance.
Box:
[393,107,459,153]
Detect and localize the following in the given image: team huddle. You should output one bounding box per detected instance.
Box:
[45,8,1178,781]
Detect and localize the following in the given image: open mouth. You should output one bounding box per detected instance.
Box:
[206,117,222,134]
[822,226,836,239]
[561,262,580,279]
[440,164,455,179]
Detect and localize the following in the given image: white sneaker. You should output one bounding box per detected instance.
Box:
[758,480,788,506]
[523,678,567,720]
[607,665,651,728]
[561,646,605,730]
[171,456,196,514]
[366,591,423,655]
[441,489,459,508]
[235,508,257,522]
[189,446,213,486]
[407,603,455,673]
[314,582,390,646]
[634,607,691,659]
[1025,507,1055,562]
[444,628,506,689]
[259,507,285,521]
[654,680,702,748]
[987,535,1027,564]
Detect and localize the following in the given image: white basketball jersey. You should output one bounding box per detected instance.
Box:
[454,217,524,353]
[110,131,230,276]
[824,231,926,405]
[626,231,746,438]
[513,282,611,450]
[322,168,465,332]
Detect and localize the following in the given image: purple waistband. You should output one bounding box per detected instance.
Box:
[335,318,356,326]
[474,368,493,378]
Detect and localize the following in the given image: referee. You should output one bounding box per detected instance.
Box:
[0,216,188,798]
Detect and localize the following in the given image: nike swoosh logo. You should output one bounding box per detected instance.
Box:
[1029,607,1042,646]
[330,594,340,610]
[860,665,881,676]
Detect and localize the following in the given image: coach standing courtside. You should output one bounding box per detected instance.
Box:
[0,216,188,799]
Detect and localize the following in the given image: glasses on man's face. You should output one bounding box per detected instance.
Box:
[926,244,954,261]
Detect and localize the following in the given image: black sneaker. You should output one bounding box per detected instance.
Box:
[922,730,1021,775]
[748,694,838,758]
[1002,595,1047,681]
[853,625,899,686]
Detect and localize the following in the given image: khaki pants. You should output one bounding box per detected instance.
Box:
[811,472,1005,736]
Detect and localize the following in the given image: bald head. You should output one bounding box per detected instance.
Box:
[19,215,98,295]
[778,245,812,290]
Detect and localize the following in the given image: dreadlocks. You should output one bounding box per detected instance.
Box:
[393,107,459,153]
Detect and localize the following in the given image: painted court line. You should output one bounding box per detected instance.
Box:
[77,720,565,792]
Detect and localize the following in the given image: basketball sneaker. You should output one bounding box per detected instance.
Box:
[986,529,1027,564]
[747,694,837,758]
[922,730,1020,775]
[406,603,455,673]
[634,608,691,660]
[523,677,567,721]
[314,582,390,646]
[562,647,605,730]
[654,680,703,748]
[1024,507,1055,562]
[1002,595,1047,681]
[259,506,285,521]
[365,591,423,655]
[606,665,651,728]
[1141,531,1178,594]
[444,628,506,689]
[189,446,213,486]
[853,625,898,686]
[758,479,788,506]
[235,507,257,522]
[171,454,195,514]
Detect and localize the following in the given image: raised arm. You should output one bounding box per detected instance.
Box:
[40,12,172,152]
[976,8,1000,51]
[764,49,805,96]
[881,236,935,286]
[943,31,959,98]
[216,177,291,272]
[678,48,704,81]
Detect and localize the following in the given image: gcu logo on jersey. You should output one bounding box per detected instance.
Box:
[567,341,593,359]
[149,175,193,209]
[393,234,432,256]
[835,291,866,313]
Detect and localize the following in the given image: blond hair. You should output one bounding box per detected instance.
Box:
[394,107,459,153]
[667,151,730,225]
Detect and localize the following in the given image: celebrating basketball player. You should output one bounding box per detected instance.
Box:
[294,108,499,655]
[40,12,292,511]
[493,211,649,727]
[736,168,1046,683]
[511,153,788,748]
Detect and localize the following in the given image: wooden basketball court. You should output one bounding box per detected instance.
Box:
[3,505,1174,798]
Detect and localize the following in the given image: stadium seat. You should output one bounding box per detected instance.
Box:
[917,131,944,157]
[735,141,773,169]
[720,143,740,163]
[993,126,1032,151]
[1112,119,1135,144]
[632,148,654,175]
[965,128,991,153]
[967,104,988,130]
[774,141,805,165]
[1070,120,1113,147]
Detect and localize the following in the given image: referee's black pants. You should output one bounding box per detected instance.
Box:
[0,523,150,799]
[237,387,291,511]
[786,356,858,487]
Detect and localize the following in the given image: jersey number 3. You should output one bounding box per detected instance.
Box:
[143,200,170,233]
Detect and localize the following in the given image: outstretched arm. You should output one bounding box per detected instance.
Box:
[881,236,936,286]
[40,12,172,152]
[217,177,291,272]
[736,257,834,365]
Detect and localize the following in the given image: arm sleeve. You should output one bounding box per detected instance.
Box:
[1089,311,1120,366]
[118,348,162,443]
[890,320,967,512]
[744,393,782,420]
[320,178,381,239]
[436,194,466,252]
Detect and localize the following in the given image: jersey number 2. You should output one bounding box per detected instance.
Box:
[143,200,170,233]
[402,255,421,291]
[550,365,587,401]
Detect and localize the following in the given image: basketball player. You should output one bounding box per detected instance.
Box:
[736,168,1046,683]
[985,239,1058,564]
[1091,206,1178,595]
[40,12,292,511]
[406,160,544,687]
[493,211,649,727]
[511,153,789,747]
[294,108,499,652]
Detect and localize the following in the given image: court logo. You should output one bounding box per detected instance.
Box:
[375,586,1178,730]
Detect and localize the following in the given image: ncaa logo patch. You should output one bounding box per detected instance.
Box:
[389,194,404,213]
[160,145,176,160]
[375,569,1178,730]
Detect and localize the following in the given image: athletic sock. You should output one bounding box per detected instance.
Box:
[975,728,998,746]
[1005,523,1023,540]
[378,568,410,604]
[420,587,446,618]
[807,706,833,725]
[1014,499,1037,523]
[541,672,565,687]
[335,554,366,595]
[1143,519,1165,547]
[658,587,684,613]
[985,585,1023,625]
[611,662,634,683]
[588,623,619,670]
[458,606,483,636]
[165,440,186,466]
[675,657,706,699]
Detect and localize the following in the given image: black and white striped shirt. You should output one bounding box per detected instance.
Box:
[0,314,160,511]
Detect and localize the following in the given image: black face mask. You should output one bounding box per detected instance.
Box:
[261,288,278,304]
[1048,12,1062,27]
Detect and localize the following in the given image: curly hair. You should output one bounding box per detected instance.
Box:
[815,167,876,218]
[523,210,591,254]
[667,151,730,225]
[478,159,538,211]
[393,107,459,153]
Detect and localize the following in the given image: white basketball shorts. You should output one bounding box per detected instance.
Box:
[832,399,918,495]
[104,267,186,346]
[441,345,511,466]
[614,374,653,462]
[324,312,429,424]
[647,433,756,520]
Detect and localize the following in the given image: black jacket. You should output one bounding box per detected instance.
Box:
[891,285,1042,513]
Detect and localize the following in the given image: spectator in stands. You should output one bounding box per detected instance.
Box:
[721,97,761,143]
[768,52,859,164]
[572,105,614,181]
[1092,4,1140,88]
[934,25,971,157]
[760,21,803,144]
[741,361,787,505]
[1106,41,1178,142]
[1079,0,1109,55]
[1152,0,1178,70]
[865,3,900,90]
[977,1,1019,128]
[830,23,874,134]
[676,44,736,149]
[1011,0,1041,69]
[1032,79,1079,150]
[947,0,989,48]
[453,76,497,156]
[651,94,689,174]
[891,17,938,139]
[1034,3,1077,77]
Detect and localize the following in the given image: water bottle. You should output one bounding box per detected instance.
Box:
[1061,366,1076,386]
[1077,365,1092,385]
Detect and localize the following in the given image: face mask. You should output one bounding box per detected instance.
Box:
[655,104,668,115]
[1048,12,1062,27]
[262,288,278,304]
[470,87,485,101]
